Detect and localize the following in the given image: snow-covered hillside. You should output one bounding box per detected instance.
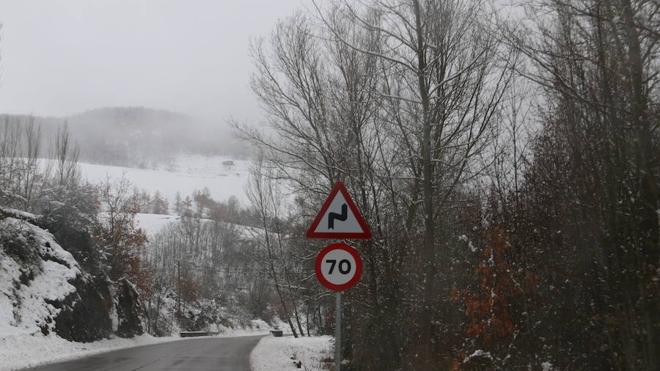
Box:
[134,213,181,235]
[76,155,250,206]
[134,213,263,238]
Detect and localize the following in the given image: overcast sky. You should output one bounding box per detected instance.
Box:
[0,0,303,123]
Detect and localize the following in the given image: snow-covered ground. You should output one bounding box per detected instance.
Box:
[250,335,333,371]
[76,155,251,206]
[0,321,272,371]
[0,213,80,339]
[0,333,180,371]
[134,213,181,235]
[134,213,264,239]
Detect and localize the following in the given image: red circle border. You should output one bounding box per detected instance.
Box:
[315,242,363,292]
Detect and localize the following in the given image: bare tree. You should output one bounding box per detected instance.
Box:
[496,0,659,368]
[247,156,300,337]
[52,123,80,187]
[243,1,518,368]
[312,0,518,367]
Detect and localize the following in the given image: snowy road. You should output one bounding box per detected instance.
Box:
[23,336,264,371]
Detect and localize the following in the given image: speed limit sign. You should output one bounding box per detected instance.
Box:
[315,242,363,292]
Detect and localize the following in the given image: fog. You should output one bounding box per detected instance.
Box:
[0,0,303,124]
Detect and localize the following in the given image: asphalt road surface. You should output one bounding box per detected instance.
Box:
[25,335,264,371]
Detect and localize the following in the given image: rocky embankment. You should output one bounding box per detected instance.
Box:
[0,207,142,342]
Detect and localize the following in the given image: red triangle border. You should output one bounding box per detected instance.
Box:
[306,181,372,240]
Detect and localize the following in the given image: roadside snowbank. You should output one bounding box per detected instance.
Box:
[250,335,333,371]
[0,333,181,371]
[215,319,272,337]
[1,322,271,371]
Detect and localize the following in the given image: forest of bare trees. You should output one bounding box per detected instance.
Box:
[244,0,659,369]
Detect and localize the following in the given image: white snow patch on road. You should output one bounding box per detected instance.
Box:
[250,335,333,371]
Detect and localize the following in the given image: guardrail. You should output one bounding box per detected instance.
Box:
[179,331,220,338]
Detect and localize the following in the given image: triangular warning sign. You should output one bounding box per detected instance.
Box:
[306,181,372,240]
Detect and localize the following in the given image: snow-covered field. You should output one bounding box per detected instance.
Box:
[134,213,181,235]
[134,213,264,238]
[250,335,333,371]
[77,155,251,206]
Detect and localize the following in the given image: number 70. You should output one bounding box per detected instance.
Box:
[326,259,352,274]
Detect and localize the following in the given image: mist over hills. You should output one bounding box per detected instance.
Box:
[1,107,249,167]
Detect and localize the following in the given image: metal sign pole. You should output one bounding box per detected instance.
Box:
[335,292,341,371]
[307,182,370,371]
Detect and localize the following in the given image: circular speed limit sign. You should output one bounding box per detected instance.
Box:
[315,242,363,292]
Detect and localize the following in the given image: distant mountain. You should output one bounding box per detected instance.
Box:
[0,107,249,167]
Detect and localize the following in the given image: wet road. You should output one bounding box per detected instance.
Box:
[25,335,264,371]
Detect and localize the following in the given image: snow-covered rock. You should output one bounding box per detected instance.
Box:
[0,214,80,337]
[0,209,114,342]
